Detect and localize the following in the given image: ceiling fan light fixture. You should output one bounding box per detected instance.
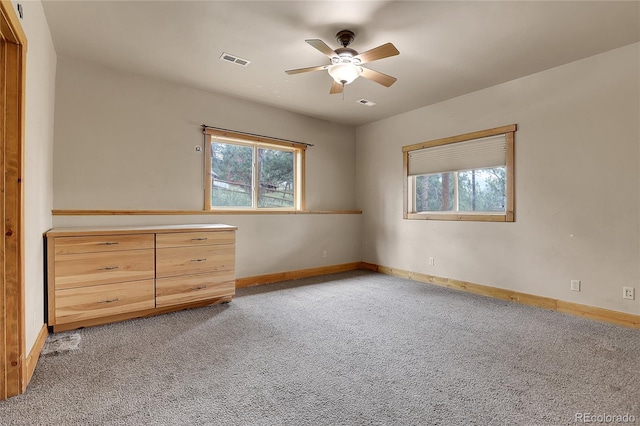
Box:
[328,63,362,85]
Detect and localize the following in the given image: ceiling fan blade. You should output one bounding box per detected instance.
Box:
[360,68,397,87]
[285,65,330,75]
[330,80,344,95]
[354,42,399,64]
[306,39,337,58]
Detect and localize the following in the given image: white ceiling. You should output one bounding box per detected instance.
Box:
[41,1,640,127]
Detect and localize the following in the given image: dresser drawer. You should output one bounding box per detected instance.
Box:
[46,224,237,331]
[156,245,235,278]
[54,249,155,290]
[156,272,235,308]
[156,231,235,248]
[55,234,154,255]
[54,279,155,324]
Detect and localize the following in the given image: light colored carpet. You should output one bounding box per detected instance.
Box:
[1,270,638,425]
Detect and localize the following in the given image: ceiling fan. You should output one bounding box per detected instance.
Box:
[285,30,399,95]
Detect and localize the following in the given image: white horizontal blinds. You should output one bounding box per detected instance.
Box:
[408,134,507,176]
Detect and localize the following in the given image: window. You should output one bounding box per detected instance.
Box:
[204,129,306,210]
[403,124,516,222]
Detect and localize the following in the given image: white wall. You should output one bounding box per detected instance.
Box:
[11,0,57,351]
[52,57,361,276]
[356,43,640,315]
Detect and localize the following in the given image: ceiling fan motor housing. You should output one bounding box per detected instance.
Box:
[333,47,361,65]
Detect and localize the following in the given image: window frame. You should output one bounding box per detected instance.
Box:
[204,129,306,211]
[402,124,516,222]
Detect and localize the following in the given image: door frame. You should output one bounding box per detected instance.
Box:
[0,0,27,400]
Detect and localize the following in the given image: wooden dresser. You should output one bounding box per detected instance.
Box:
[46,224,236,332]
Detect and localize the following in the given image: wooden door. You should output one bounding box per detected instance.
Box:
[0,0,26,400]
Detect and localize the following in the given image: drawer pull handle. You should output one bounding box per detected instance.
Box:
[192,237,208,241]
[194,285,207,290]
[191,258,207,262]
[98,298,119,304]
[98,242,119,246]
[98,266,120,271]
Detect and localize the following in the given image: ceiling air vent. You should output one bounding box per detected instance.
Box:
[219,52,251,67]
[357,99,376,107]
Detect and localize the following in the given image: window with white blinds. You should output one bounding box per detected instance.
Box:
[408,134,506,177]
[402,125,516,222]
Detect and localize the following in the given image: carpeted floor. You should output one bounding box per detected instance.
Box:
[1,270,639,425]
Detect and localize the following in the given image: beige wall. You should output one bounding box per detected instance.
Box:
[53,57,356,211]
[12,0,57,351]
[52,56,361,277]
[51,214,361,278]
[356,43,640,315]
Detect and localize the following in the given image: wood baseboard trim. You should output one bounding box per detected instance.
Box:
[23,324,48,390]
[236,262,362,288]
[363,262,640,329]
[556,300,640,329]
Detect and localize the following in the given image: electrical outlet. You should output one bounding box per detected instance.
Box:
[571,280,581,292]
[322,250,327,258]
[623,287,635,300]
[428,257,435,266]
